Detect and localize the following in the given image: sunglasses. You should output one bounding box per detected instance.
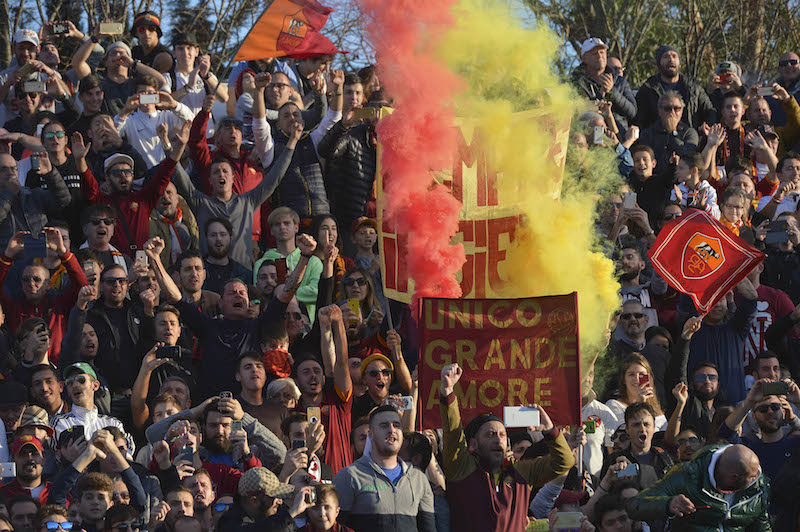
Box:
[90,217,115,226]
[608,201,622,208]
[250,299,261,305]
[366,368,392,378]
[102,277,128,285]
[620,312,645,320]
[694,373,718,382]
[612,432,629,442]
[220,118,243,130]
[780,59,799,67]
[677,436,699,446]
[661,105,683,112]
[344,277,368,287]
[66,375,89,385]
[662,213,682,220]
[45,523,73,531]
[22,275,45,284]
[110,168,134,178]
[113,524,142,532]
[755,404,782,413]
[281,312,302,321]
[19,92,39,100]
[44,131,66,140]
[214,503,231,512]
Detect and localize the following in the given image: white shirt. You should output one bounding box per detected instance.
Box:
[50,404,135,454]
[757,190,800,219]
[582,399,618,476]
[670,180,721,219]
[114,104,194,168]
[605,399,668,432]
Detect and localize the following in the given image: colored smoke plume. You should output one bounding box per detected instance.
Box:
[359,0,466,301]
[438,0,622,363]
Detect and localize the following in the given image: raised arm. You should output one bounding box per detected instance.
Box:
[130,345,169,429]
[37,153,71,209]
[664,382,688,448]
[386,329,413,394]
[243,121,299,207]
[272,234,315,304]
[725,379,767,433]
[248,72,274,168]
[143,237,181,303]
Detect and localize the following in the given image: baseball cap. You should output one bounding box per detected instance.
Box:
[132,11,163,37]
[351,216,378,235]
[580,38,607,57]
[14,29,40,47]
[0,381,28,407]
[103,153,134,173]
[12,435,44,456]
[19,405,54,437]
[716,61,742,77]
[237,467,294,498]
[360,353,394,378]
[64,361,98,381]
[105,41,132,59]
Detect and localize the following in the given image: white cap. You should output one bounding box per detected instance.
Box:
[103,153,134,173]
[580,37,607,57]
[14,29,39,47]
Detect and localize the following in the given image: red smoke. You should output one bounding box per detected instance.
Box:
[360,0,466,300]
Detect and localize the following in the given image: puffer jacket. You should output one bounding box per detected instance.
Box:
[272,131,329,218]
[317,121,377,225]
[627,444,771,532]
[570,63,637,133]
[634,74,716,130]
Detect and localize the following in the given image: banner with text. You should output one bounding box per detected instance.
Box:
[419,294,581,429]
[378,110,571,303]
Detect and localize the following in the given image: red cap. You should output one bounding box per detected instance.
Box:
[12,435,43,456]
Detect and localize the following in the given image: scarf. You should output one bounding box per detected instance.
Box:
[79,241,128,274]
[721,217,743,236]
[155,208,186,263]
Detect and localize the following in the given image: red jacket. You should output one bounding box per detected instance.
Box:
[0,252,87,365]
[188,109,264,240]
[0,479,52,505]
[81,158,176,256]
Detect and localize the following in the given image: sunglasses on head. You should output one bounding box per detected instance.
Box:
[344,277,368,287]
[694,373,718,382]
[45,523,73,531]
[620,312,645,320]
[281,311,302,321]
[366,368,392,378]
[755,403,782,413]
[90,217,114,226]
[66,375,89,385]
[44,131,66,140]
[677,436,699,446]
[780,59,799,67]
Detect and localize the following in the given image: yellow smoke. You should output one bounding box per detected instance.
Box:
[438,0,622,367]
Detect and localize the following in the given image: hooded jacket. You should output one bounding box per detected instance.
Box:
[635,74,716,130]
[570,63,638,132]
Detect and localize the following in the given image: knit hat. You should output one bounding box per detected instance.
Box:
[351,216,378,235]
[19,405,54,437]
[360,353,394,378]
[655,45,678,65]
[132,11,163,37]
[105,41,132,59]
[465,412,503,441]
[237,467,294,498]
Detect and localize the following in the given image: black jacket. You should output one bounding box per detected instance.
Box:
[637,121,699,171]
[634,74,716,130]
[318,121,377,225]
[761,246,800,304]
[272,132,329,218]
[570,64,637,133]
[217,503,295,532]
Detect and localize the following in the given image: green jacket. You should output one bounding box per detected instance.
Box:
[626,445,771,532]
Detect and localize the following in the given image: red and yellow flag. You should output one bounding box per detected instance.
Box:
[234,0,342,61]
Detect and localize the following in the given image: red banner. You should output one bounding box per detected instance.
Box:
[418,294,581,429]
[648,209,765,314]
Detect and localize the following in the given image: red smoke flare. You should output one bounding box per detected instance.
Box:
[360,0,466,301]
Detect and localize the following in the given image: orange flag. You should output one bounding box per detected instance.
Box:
[234,0,342,60]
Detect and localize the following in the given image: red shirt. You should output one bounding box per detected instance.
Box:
[81,158,176,256]
[0,479,52,505]
[297,382,352,474]
[737,284,795,373]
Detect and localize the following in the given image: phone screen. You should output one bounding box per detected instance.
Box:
[275,258,287,284]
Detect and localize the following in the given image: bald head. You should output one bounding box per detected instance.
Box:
[717,445,760,491]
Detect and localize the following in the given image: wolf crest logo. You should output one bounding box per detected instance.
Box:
[278,11,309,52]
[681,232,725,279]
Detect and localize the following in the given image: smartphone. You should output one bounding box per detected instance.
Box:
[384,395,414,411]
[59,425,85,447]
[24,81,46,93]
[24,231,46,259]
[765,220,789,245]
[757,86,777,97]
[503,406,540,428]
[307,406,321,425]
[50,22,70,35]
[15,63,35,79]
[346,298,361,325]
[305,489,317,504]
[219,391,233,400]
[352,107,377,120]
[592,125,604,145]
[156,345,180,359]
[135,249,148,265]
[139,93,160,105]
[0,463,16,478]
[99,22,124,35]
[623,192,637,210]
[631,128,640,140]
[30,154,40,171]
[529,520,549,532]
[231,420,243,432]
[761,381,789,396]
[291,439,307,450]
[583,420,596,434]
[617,462,640,478]
[638,374,650,386]
[554,512,583,532]
[719,73,732,83]
[178,444,194,463]
[275,257,287,284]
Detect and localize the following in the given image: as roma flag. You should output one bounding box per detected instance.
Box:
[234,0,342,61]
[648,208,765,314]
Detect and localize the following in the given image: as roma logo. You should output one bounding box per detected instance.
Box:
[278,11,310,52]
[681,232,725,279]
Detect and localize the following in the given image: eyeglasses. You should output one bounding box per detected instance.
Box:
[112,523,142,532]
[755,404,782,413]
[0,165,18,174]
[90,217,115,226]
[22,275,45,284]
[66,375,89,385]
[214,503,231,512]
[268,82,292,90]
[694,373,718,382]
[112,491,130,500]
[662,213,682,220]
[779,59,799,67]
[608,201,622,209]
[661,105,683,112]
[677,436,699,446]
[366,368,392,378]
[136,25,156,33]
[109,169,134,178]
[343,277,368,287]
[103,277,128,285]
[44,131,66,140]
[45,522,73,531]
[620,312,645,320]
[281,311,302,321]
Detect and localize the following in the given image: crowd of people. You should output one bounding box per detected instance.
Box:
[0,9,800,532]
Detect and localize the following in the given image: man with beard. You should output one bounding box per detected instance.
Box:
[636,90,699,171]
[149,182,198,268]
[720,378,800,480]
[173,250,220,316]
[0,436,50,505]
[254,260,278,303]
[150,487,194,532]
[182,470,215,531]
[671,363,723,442]
[673,428,704,462]
[202,218,251,295]
[633,45,715,130]
[611,300,649,359]
[333,406,434,531]
[438,364,572,532]
[617,246,666,326]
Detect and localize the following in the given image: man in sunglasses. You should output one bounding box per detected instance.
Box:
[670,363,724,443]
[102,503,140,532]
[34,505,72,532]
[5,80,76,161]
[674,429,703,462]
[770,52,800,127]
[130,11,173,74]
[636,91,699,173]
[611,300,650,360]
[80,205,131,273]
